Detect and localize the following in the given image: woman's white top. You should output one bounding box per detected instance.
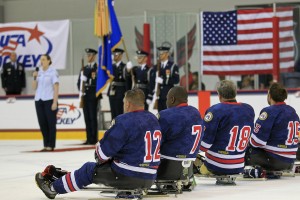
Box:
[34,67,59,101]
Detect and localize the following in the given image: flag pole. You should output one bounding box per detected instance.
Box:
[272,3,280,82]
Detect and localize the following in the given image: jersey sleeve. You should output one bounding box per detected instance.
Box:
[95,121,127,162]
[158,113,171,144]
[250,108,273,147]
[200,108,219,152]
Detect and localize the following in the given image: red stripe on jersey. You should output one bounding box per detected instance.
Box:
[66,173,76,192]
[200,146,208,152]
[250,138,264,147]
[265,149,296,155]
[206,153,244,164]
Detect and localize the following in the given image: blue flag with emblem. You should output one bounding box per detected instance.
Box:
[95,0,123,97]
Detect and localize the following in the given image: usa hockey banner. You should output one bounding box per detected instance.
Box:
[200,7,294,75]
[0,20,69,69]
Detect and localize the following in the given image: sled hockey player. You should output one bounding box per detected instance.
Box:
[245,83,300,178]
[156,86,203,190]
[35,89,162,199]
[197,80,255,176]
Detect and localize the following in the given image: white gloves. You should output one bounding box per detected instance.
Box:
[80,74,87,82]
[126,61,133,70]
[146,99,152,105]
[155,77,163,84]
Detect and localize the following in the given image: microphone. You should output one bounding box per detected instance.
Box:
[34,66,39,81]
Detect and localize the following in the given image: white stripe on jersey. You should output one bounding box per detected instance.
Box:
[70,171,80,191]
[250,134,267,147]
[161,155,196,161]
[206,157,245,169]
[200,141,212,149]
[263,145,297,159]
[96,143,111,160]
[113,161,157,174]
[62,176,71,193]
[207,150,245,159]
[264,145,298,152]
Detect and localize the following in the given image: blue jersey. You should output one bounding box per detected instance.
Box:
[159,104,203,161]
[200,102,255,174]
[95,110,162,179]
[250,102,299,163]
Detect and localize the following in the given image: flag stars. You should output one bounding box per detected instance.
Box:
[202,10,237,45]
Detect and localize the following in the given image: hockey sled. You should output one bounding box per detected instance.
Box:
[84,186,169,199]
[153,160,195,195]
[293,161,300,175]
[195,173,242,185]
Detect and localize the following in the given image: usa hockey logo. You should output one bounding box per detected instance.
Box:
[0,25,53,68]
[57,103,82,125]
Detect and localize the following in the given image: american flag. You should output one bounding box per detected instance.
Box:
[201,7,295,75]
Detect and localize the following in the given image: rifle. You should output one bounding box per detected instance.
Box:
[79,57,85,108]
[153,60,161,110]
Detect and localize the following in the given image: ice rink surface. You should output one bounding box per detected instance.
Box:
[1,140,299,200]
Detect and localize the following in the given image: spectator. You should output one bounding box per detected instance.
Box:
[1,52,26,95]
[189,72,205,91]
[180,63,193,90]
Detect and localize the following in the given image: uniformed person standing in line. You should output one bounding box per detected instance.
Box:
[107,48,131,119]
[1,52,26,95]
[127,50,155,110]
[77,48,99,145]
[154,46,179,111]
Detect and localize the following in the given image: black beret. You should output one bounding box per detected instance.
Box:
[85,48,98,54]
[112,48,124,54]
[157,46,170,52]
[136,50,149,56]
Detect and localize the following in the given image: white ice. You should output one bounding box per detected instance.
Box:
[0,140,299,200]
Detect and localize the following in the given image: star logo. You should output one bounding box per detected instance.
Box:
[28,25,44,43]
[68,103,76,112]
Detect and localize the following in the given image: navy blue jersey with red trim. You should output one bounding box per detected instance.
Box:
[158,104,203,161]
[95,110,162,179]
[200,102,255,175]
[250,102,299,163]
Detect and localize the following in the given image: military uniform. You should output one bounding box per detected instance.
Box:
[77,48,99,145]
[154,46,179,111]
[108,48,131,119]
[1,61,26,95]
[131,50,155,110]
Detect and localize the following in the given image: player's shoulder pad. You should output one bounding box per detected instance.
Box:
[204,112,213,122]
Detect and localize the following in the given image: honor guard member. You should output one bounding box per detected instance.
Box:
[1,52,26,95]
[108,48,131,119]
[154,46,179,111]
[77,48,99,145]
[127,50,155,110]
